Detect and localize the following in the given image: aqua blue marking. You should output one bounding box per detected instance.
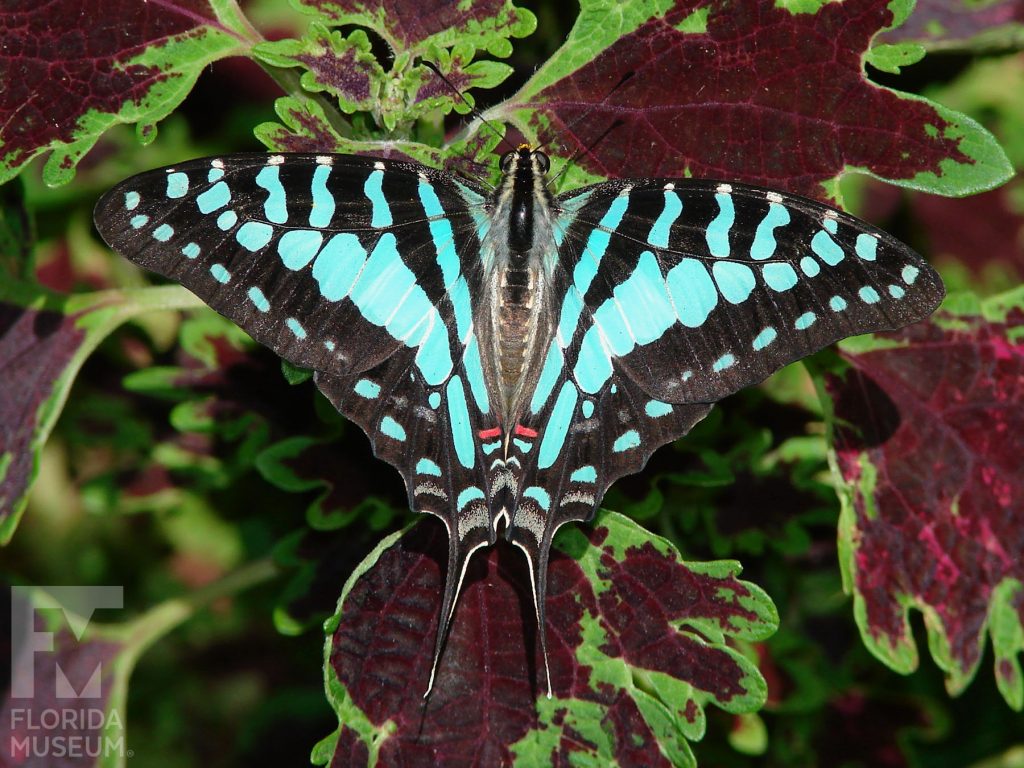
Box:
[830,295,847,312]
[538,381,578,469]
[210,264,230,284]
[800,256,821,277]
[581,400,594,418]
[811,230,844,266]
[610,383,618,393]
[313,233,364,300]
[681,371,692,382]
[902,265,919,285]
[463,336,490,413]
[365,169,392,228]
[713,262,756,304]
[418,181,458,286]
[256,165,288,224]
[613,430,640,452]
[574,327,614,395]
[216,210,237,230]
[381,416,406,441]
[889,284,905,299]
[753,327,777,350]
[513,438,532,453]
[523,487,551,511]
[236,221,274,252]
[247,286,269,312]
[182,242,200,259]
[794,311,816,330]
[196,181,230,214]
[482,441,502,455]
[645,400,672,417]
[414,312,454,387]
[859,285,880,304]
[207,167,224,182]
[457,486,485,511]
[130,214,148,229]
[648,191,682,247]
[449,276,472,340]
[823,216,838,234]
[166,172,189,199]
[713,353,736,372]
[855,233,878,261]
[446,376,474,469]
[705,192,735,257]
[763,262,798,292]
[324,340,336,351]
[354,379,380,399]
[416,458,442,476]
[612,250,675,343]
[592,299,633,357]
[152,223,174,242]
[667,258,718,327]
[308,164,335,228]
[286,317,307,339]
[570,466,596,483]
[124,191,140,210]
[428,392,441,409]
[278,229,324,270]
[570,194,629,296]
[556,285,586,345]
[529,341,564,414]
[750,202,790,260]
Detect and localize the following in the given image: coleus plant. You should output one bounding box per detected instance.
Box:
[0,0,1021,766]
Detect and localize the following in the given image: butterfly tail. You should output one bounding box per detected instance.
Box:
[508,511,556,699]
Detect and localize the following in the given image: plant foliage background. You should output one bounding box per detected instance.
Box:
[1,0,1022,766]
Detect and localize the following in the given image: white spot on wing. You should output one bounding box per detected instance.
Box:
[717,183,733,193]
[766,191,783,203]
[211,159,225,169]
[375,161,386,170]
[268,155,285,165]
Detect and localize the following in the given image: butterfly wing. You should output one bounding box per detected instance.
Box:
[94,153,503,689]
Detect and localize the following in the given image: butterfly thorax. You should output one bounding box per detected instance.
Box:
[480,147,557,430]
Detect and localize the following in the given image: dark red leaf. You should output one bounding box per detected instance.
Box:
[879,0,1024,49]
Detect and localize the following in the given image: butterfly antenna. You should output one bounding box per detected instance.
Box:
[535,70,635,156]
[546,118,626,192]
[421,60,518,153]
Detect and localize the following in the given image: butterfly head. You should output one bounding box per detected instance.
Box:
[499,145,551,179]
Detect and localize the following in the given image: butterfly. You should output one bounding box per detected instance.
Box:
[93,146,944,696]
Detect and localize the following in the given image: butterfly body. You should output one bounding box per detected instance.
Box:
[94,147,944,696]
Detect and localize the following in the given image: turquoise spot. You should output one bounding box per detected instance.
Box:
[152,223,173,242]
[538,381,578,469]
[613,430,640,452]
[457,486,485,510]
[236,221,274,252]
[207,167,224,182]
[365,169,392,227]
[794,311,816,330]
[753,327,777,350]
[381,416,406,441]
[256,165,287,223]
[286,317,306,339]
[855,233,878,261]
[447,376,474,469]
[196,181,230,214]
[648,191,682,247]
[182,242,200,259]
[530,341,564,413]
[582,400,594,418]
[750,202,790,260]
[570,466,596,483]
[313,233,365,300]
[811,230,844,266]
[610,383,618,393]
[449,275,472,340]
[705,192,735,257]
[889,284,905,298]
[124,191,140,210]
[428,392,441,409]
[823,216,838,234]
[859,286,880,304]
[712,262,755,304]
[166,172,189,199]
[483,441,502,455]
[216,210,237,230]
[210,264,230,284]
[130,214,148,229]
[830,295,847,312]
[902,265,919,285]
[667,258,718,327]
[247,286,269,312]
[645,400,672,417]
[513,438,532,453]
[309,164,334,227]
[417,458,442,476]
[418,181,458,286]
[574,327,613,395]
[354,379,380,399]
[414,313,453,387]
[324,340,336,351]
[800,256,821,277]
[463,337,490,413]
[278,229,323,270]
[571,194,629,297]
[713,353,735,372]
[763,263,798,292]
[523,487,551,511]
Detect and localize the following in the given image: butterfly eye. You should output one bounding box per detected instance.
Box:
[534,152,550,174]
[499,152,514,173]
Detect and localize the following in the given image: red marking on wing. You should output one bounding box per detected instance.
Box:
[478,427,502,439]
[514,425,538,438]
